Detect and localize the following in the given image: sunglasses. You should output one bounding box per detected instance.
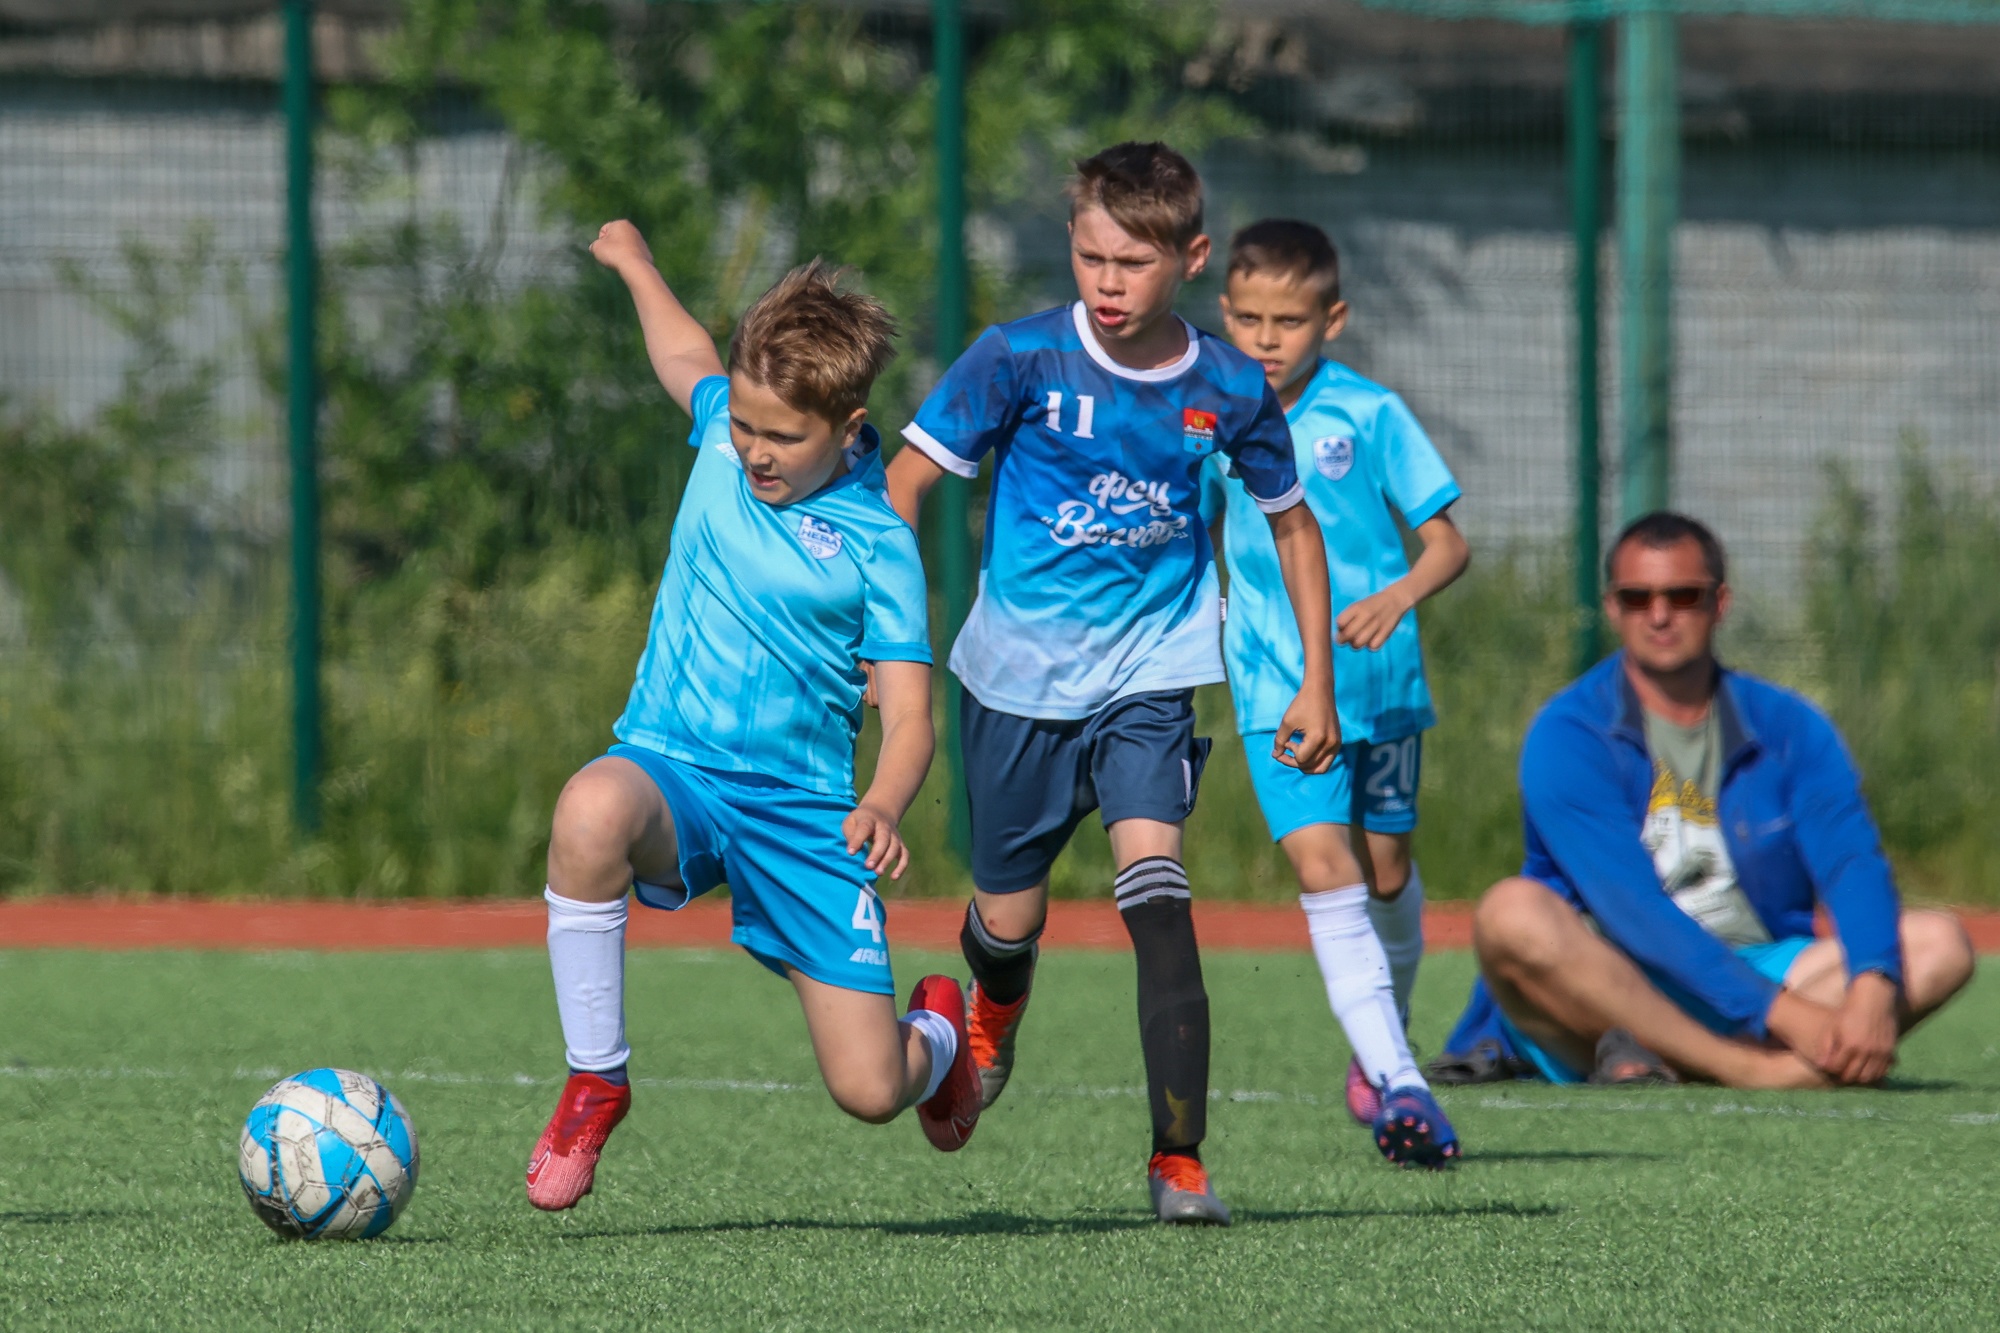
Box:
[1612,584,1716,613]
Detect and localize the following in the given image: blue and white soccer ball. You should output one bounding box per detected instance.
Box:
[237,1068,420,1240]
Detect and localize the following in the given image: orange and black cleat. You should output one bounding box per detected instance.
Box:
[1148,1151,1232,1226]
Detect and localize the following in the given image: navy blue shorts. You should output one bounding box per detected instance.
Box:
[962,689,1211,894]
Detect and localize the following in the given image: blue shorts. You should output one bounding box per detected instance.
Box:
[961,689,1211,895]
[608,744,894,995]
[1244,732,1422,841]
[1501,934,1817,1084]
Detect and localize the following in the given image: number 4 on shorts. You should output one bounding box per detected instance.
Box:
[851,888,884,943]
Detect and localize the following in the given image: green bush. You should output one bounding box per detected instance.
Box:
[1802,444,2000,902]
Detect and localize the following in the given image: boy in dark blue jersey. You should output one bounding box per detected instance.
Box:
[886,142,1340,1224]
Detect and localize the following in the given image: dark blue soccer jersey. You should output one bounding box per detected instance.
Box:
[903,302,1302,719]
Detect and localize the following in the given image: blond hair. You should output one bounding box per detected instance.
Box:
[728,259,897,422]
[1066,141,1205,253]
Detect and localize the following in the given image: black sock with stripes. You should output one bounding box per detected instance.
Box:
[1115,856,1209,1157]
[960,901,1041,1006]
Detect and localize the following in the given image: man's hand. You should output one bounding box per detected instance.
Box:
[1336,583,1415,651]
[1818,971,1899,1086]
[843,803,909,880]
[1273,686,1340,774]
[589,219,654,276]
[861,661,879,709]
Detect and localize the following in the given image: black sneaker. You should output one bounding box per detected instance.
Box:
[1425,1039,1536,1085]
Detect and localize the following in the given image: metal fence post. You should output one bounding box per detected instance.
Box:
[285,0,321,834]
[1569,19,1605,673]
[1617,6,1678,522]
[932,0,972,864]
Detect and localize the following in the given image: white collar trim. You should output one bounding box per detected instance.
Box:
[1070,301,1201,382]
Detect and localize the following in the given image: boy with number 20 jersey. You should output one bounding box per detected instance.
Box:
[1202,219,1470,1166]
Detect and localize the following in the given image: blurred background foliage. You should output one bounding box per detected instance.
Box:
[1,0,1996,903]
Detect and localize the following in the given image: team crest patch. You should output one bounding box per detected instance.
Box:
[1313,435,1355,480]
[798,515,843,560]
[1182,408,1217,454]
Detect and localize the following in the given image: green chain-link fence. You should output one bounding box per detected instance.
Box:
[3,0,1997,902]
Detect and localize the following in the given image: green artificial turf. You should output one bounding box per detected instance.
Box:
[0,946,1995,1330]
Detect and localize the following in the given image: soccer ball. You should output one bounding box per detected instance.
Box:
[237,1068,420,1240]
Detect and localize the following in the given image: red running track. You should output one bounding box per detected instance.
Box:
[1,897,1997,954]
[0,896,1418,952]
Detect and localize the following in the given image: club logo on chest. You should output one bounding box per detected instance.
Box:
[798,515,844,560]
[1182,408,1217,455]
[1313,435,1354,480]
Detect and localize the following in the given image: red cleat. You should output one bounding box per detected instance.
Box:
[526,1072,632,1211]
[908,975,980,1152]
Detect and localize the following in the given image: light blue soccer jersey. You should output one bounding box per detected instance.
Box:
[903,301,1302,720]
[613,376,932,797]
[1200,359,1461,742]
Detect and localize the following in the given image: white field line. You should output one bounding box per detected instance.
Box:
[1,1062,1994,1125]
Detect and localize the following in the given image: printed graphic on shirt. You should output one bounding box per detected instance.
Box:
[1642,764,1770,947]
[1044,470,1190,550]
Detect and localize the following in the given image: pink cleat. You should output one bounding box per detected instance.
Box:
[1345,1057,1383,1126]
[526,1072,632,1211]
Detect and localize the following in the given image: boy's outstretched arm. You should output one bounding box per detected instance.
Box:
[1338,512,1470,651]
[589,220,725,417]
[843,660,936,881]
[1267,503,1340,774]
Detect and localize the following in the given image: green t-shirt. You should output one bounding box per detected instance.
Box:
[1640,708,1772,948]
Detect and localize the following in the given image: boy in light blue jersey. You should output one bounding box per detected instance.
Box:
[888,144,1342,1223]
[1201,219,1471,1166]
[524,223,982,1213]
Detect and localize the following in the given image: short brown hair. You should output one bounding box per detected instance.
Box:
[727,258,897,422]
[1227,218,1341,305]
[1067,141,1205,252]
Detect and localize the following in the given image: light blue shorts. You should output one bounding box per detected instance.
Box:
[1243,731,1422,841]
[608,744,894,995]
[1501,934,1817,1084]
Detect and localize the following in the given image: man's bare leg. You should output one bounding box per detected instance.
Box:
[1780,910,1975,1028]
[1473,877,1826,1090]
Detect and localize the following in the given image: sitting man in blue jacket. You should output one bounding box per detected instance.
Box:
[1451,512,1973,1088]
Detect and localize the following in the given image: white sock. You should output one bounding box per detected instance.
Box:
[545,887,632,1073]
[1367,865,1426,1029]
[1303,886,1426,1093]
[902,1008,958,1104]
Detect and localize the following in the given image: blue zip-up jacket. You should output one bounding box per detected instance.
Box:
[1451,654,1902,1050]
